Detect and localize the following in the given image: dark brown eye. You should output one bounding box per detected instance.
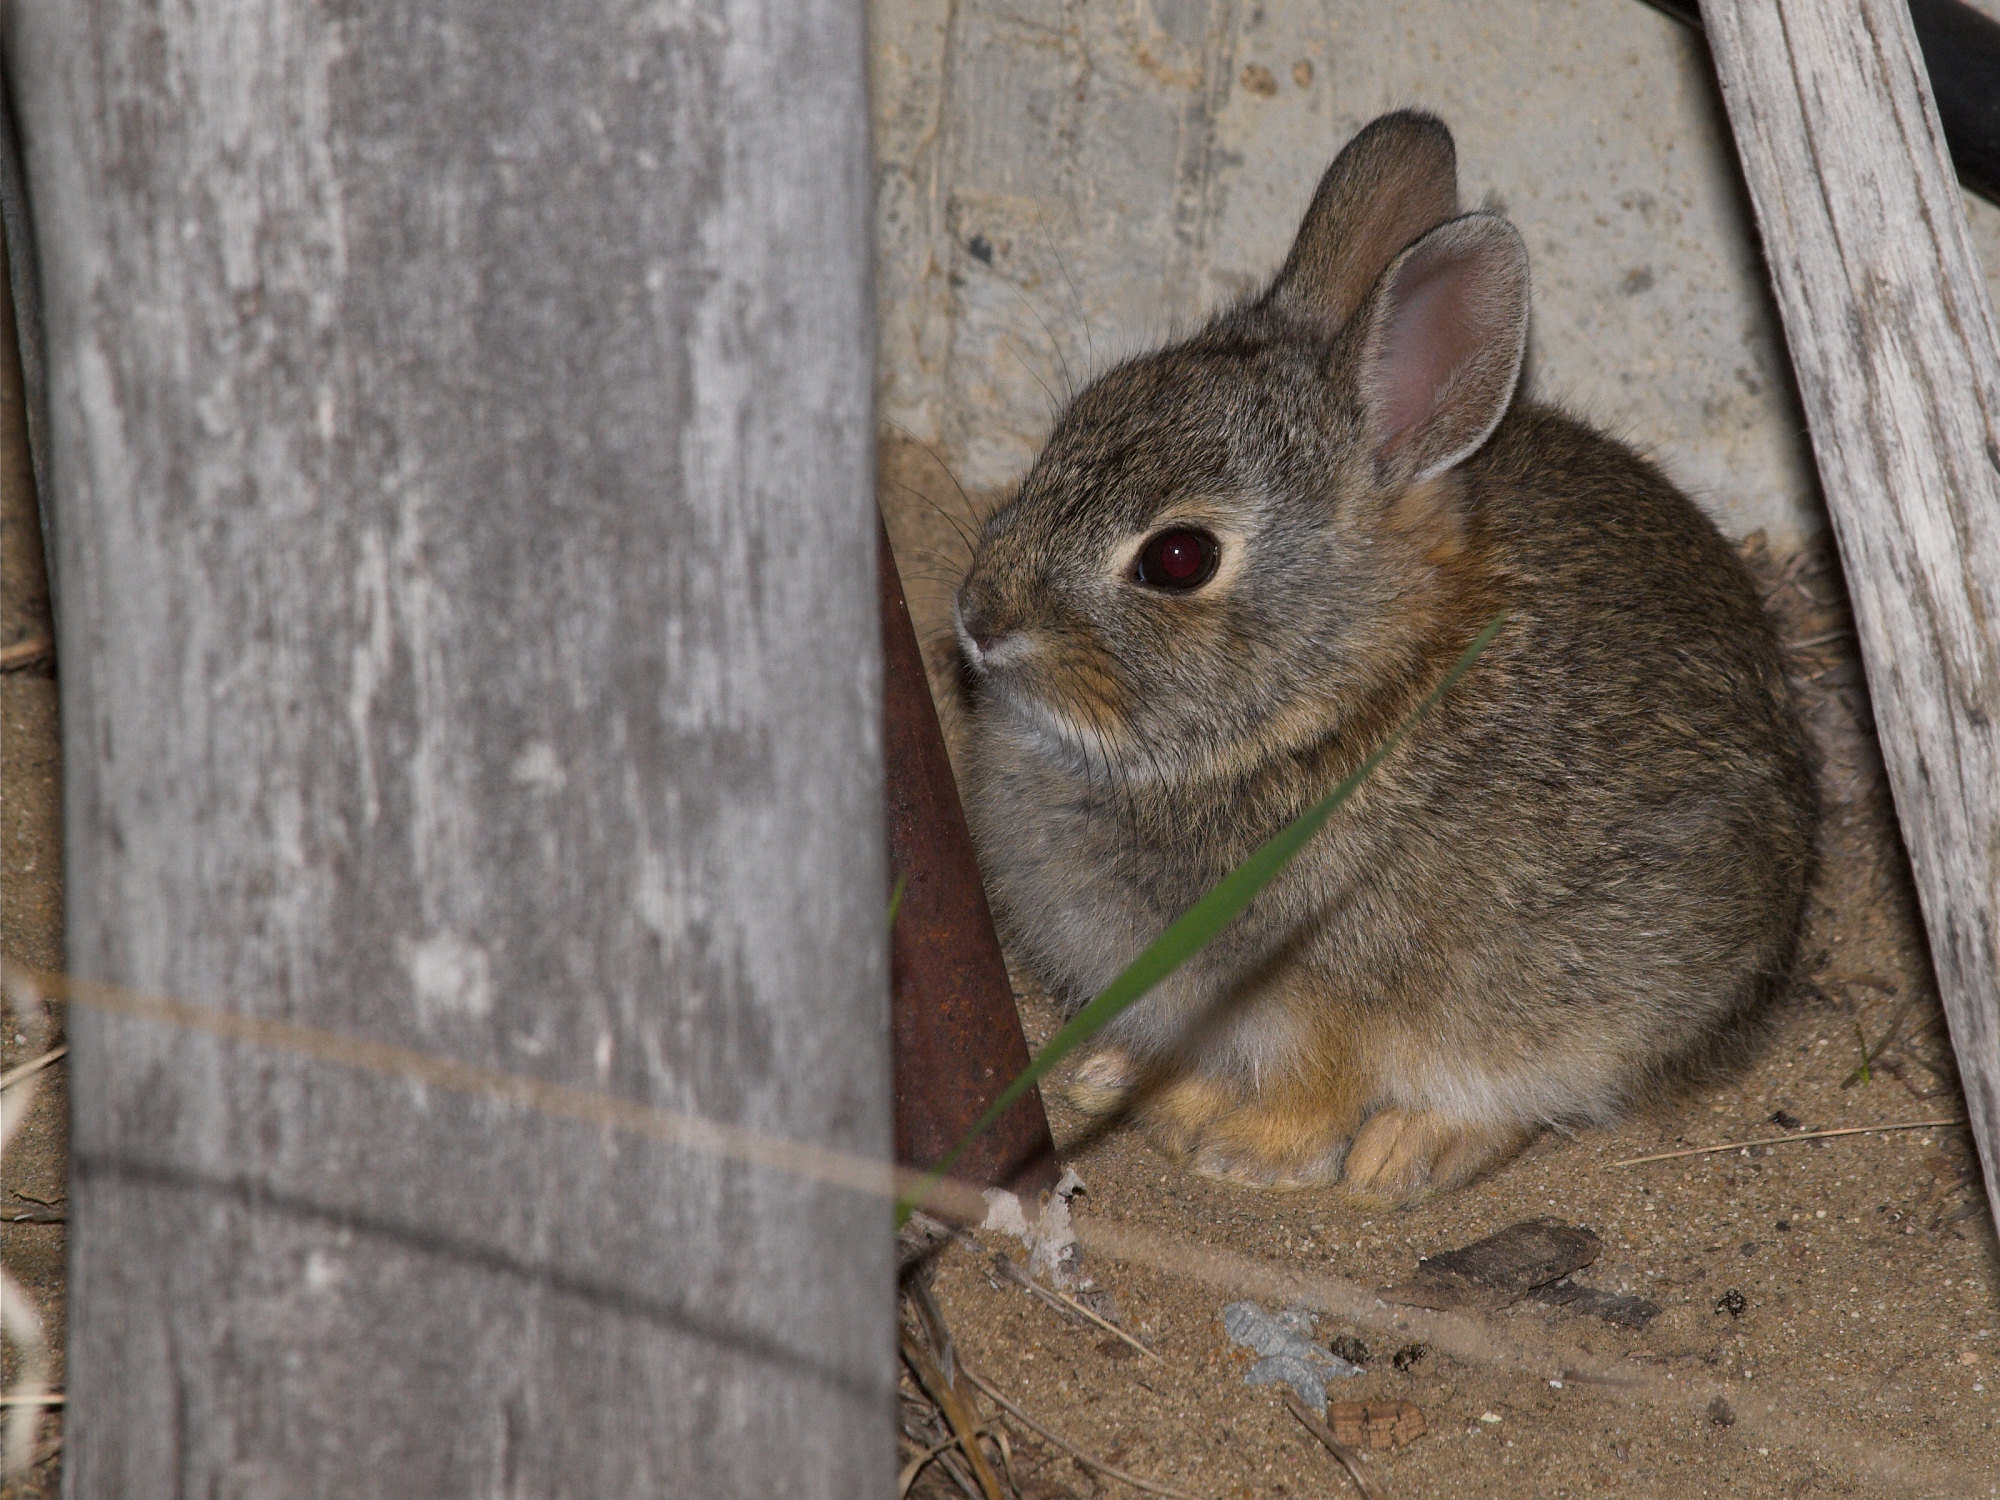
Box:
[1134,528,1219,591]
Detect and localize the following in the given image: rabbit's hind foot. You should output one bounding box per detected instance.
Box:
[1340,1108,1534,1205]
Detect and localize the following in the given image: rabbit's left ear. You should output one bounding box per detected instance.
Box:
[1353,212,1529,486]
[1267,111,1460,341]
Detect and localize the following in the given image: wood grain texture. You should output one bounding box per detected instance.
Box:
[1699,0,2000,1237]
[4,1,889,1494]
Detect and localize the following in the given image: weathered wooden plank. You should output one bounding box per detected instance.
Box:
[1698,0,2000,1238]
[4,0,890,1493]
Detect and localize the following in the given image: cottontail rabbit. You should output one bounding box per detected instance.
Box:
[952,111,1816,1203]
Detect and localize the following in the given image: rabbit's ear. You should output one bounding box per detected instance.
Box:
[1266,112,1459,339]
[1355,213,1529,486]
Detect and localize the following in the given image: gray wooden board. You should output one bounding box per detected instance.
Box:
[4,0,891,1493]
[1699,0,2000,1240]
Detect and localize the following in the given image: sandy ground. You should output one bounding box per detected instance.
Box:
[1,448,1995,1498]
[882,436,1999,1500]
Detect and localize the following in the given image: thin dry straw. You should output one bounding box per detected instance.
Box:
[1065,1215,1992,1496]
[1609,1118,1965,1166]
[960,1367,1201,1500]
[2,971,1991,1493]
[0,961,973,1219]
[989,1251,1165,1364]
[1281,1390,1379,1500]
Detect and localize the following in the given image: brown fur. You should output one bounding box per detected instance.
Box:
[952,113,1817,1204]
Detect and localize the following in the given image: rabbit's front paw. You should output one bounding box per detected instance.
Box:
[1341,1108,1531,1205]
[1061,1047,1141,1117]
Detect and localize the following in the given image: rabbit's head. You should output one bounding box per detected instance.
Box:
[956,112,1528,784]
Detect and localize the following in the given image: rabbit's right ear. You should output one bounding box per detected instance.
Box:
[1354,212,1530,487]
[1266,111,1460,340]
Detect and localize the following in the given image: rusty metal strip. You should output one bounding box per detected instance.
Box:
[880,516,1060,1205]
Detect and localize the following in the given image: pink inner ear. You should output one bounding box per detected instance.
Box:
[1375,251,1478,453]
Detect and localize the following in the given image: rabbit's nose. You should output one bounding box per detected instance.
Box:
[955,595,1003,661]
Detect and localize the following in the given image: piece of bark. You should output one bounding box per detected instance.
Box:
[1380,1220,1600,1311]
[1527,1278,1661,1330]
[1328,1400,1427,1451]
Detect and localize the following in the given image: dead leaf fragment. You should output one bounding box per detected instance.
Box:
[1329,1400,1426,1451]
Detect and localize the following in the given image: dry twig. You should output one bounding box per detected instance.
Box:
[0,1044,66,1091]
[901,1427,994,1499]
[1281,1391,1380,1500]
[988,1251,1165,1364]
[901,1327,1004,1500]
[10,961,1993,1496]
[0,636,52,672]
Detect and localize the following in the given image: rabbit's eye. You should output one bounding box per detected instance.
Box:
[1134,528,1219,592]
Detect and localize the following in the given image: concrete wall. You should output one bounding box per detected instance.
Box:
[872,0,2000,568]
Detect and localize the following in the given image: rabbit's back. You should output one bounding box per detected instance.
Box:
[1322,403,1816,1109]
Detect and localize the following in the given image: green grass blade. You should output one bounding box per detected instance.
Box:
[887,872,908,931]
[894,613,1507,1223]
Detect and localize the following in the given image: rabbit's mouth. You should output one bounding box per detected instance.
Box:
[970,652,1215,791]
[956,597,1249,785]
[957,615,1134,769]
